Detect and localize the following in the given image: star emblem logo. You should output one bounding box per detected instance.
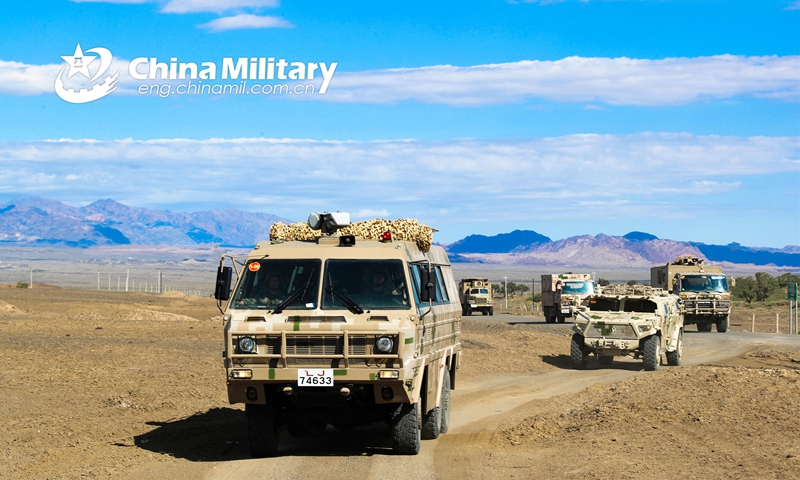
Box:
[60,44,97,79]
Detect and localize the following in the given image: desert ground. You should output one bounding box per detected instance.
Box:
[2,283,799,480]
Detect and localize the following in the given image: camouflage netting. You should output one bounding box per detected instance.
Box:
[670,255,705,266]
[598,284,665,296]
[269,218,435,252]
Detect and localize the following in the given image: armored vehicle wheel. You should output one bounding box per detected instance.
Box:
[666,330,683,366]
[570,334,588,370]
[598,355,613,365]
[440,370,451,434]
[642,335,661,371]
[246,401,279,458]
[391,402,421,455]
[421,401,441,439]
[489,307,494,316]
[697,323,713,332]
[716,315,729,333]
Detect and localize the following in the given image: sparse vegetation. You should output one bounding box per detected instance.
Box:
[626,280,638,286]
[732,272,800,304]
[15,281,28,289]
[597,278,610,286]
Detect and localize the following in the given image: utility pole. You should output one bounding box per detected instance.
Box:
[504,276,508,309]
[126,269,129,292]
[29,267,33,288]
[97,272,100,290]
[117,275,120,292]
[108,275,111,291]
[157,270,162,294]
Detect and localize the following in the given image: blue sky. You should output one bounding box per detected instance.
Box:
[0,0,798,247]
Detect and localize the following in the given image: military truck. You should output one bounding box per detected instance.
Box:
[458,278,494,316]
[571,284,684,371]
[214,213,461,457]
[541,273,595,323]
[651,255,731,333]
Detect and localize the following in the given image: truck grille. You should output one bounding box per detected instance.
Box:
[265,335,369,356]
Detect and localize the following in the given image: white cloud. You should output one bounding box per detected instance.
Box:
[197,14,293,32]
[0,134,796,228]
[0,61,61,95]
[71,0,147,3]
[323,55,800,106]
[785,0,800,10]
[162,0,279,14]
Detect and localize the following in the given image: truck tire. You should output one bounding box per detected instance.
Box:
[716,315,729,333]
[489,306,494,316]
[557,316,566,323]
[570,334,588,370]
[642,335,661,371]
[464,308,471,317]
[440,370,451,434]
[482,309,488,316]
[697,323,712,333]
[421,398,441,439]
[246,401,279,458]
[666,330,683,366]
[598,355,613,365]
[391,402,421,455]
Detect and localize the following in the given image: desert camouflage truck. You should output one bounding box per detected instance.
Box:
[651,256,731,333]
[214,213,461,457]
[541,273,595,323]
[458,278,494,316]
[571,284,684,371]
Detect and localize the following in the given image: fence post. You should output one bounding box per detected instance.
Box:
[752,313,755,333]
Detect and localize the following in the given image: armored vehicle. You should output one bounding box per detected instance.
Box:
[214,213,461,457]
[651,256,731,333]
[458,278,494,316]
[542,273,595,323]
[570,284,684,371]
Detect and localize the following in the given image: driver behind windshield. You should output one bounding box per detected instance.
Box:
[238,273,284,306]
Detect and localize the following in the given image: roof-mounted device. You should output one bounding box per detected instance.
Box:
[307,212,351,235]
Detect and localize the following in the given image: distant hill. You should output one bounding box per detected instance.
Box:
[0,197,291,247]
[446,230,800,268]
[446,230,551,254]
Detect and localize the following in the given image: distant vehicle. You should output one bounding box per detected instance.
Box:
[458,278,494,316]
[651,255,732,333]
[214,212,461,457]
[571,284,684,371]
[541,273,595,323]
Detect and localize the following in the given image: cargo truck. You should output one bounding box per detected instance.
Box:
[458,278,494,316]
[541,273,595,323]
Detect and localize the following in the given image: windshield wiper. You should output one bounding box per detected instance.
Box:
[326,285,364,315]
[273,270,315,315]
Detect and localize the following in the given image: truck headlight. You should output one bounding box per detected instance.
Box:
[238,336,256,354]
[375,336,394,353]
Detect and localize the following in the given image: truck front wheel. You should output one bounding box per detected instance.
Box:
[391,402,421,455]
[716,316,729,333]
[642,335,661,371]
[666,330,683,366]
[697,323,713,333]
[489,306,494,316]
[570,334,588,370]
[246,400,279,458]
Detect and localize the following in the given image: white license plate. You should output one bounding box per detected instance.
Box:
[297,369,334,387]
[561,308,571,314]
[470,304,478,308]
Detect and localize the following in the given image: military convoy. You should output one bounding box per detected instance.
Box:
[214,213,461,457]
[541,273,595,323]
[458,278,494,316]
[651,256,732,333]
[571,284,684,370]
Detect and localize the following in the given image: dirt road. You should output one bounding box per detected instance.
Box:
[2,287,798,479]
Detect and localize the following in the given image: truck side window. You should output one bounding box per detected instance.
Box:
[434,266,450,304]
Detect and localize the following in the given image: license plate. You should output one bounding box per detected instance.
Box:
[470,304,477,308]
[297,369,334,387]
[561,308,571,314]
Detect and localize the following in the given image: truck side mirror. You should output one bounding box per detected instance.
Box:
[214,266,232,301]
[420,266,435,303]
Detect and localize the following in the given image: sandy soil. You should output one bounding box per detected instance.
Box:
[1,285,799,479]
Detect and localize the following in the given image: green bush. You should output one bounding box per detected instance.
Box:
[16,281,29,288]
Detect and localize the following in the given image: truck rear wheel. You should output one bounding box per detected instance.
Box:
[642,335,661,371]
[489,306,494,316]
[570,334,588,370]
[421,401,441,440]
[557,316,566,323]
[246,401,279,458]
[666,330,683,366]
[482,309,488,316]
[716,316,729,333]
[391,402,421,455]
[440,370,451,434]
[463,308,471,316]
[697,323,713,333]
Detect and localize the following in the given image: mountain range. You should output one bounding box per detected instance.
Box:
[0,197,797,267]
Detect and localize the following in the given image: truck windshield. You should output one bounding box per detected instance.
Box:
[231,259,321,310]
[680,275,729,293]
[562,281,594,295]
[470,288,489,295]
[322,259,410,310]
